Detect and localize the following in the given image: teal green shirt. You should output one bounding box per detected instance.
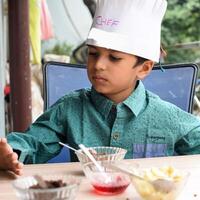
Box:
[7,81,200,163]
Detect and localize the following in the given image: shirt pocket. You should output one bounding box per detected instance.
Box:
[145,143,167,157]
[132,135,168,158]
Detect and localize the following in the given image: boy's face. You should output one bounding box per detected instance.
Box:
[87,45,154,103]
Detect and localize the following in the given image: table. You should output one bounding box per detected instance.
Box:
[1,155,200,200]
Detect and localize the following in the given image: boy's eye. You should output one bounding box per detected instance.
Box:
[109,54,122,62]
[88,52,98,57]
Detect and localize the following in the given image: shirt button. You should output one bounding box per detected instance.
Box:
[113,133,119,140]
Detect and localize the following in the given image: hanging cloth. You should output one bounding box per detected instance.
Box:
[29,0,41,64]
[41,0,54,40]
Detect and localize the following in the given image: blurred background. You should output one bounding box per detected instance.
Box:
[0,0,200,136]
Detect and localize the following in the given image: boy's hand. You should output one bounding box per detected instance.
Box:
[0,138,23,175]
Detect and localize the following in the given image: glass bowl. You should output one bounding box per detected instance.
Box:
[82,161,131,195]
[131,166,189,200]
[75,146,127,165]
[12,174,81,200]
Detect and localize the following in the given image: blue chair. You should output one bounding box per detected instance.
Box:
[143,63,198,113]
[43,62,91,110]
[43,62,91,163]
[43,62,198,162]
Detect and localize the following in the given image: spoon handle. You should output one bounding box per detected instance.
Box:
[79,144,104,173]
[59,142,79,153]
[79,144,111,182]
[108,163,143,181]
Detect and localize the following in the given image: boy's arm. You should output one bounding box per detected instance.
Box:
[175,126,200,155]
[7,102,68,164]
[174,112,200,155]
[0,138,23,175]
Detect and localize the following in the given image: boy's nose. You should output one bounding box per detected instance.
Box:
[94,57,107,71]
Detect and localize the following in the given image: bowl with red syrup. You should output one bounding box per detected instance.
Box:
[82,161,131,195]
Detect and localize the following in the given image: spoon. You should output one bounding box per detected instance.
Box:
[59,142,83,154]
[78,144,104,173]
[108,163,176,193]
[79,144,111,183]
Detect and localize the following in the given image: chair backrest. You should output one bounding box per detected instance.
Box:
[143,63,198,113]
[43,62,198,112]
[43,62,91,163]
[43,62,198,163]
[43,62,91,110]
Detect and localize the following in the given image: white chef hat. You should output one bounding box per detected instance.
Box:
[86,0,167,62]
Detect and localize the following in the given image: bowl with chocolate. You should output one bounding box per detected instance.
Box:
[12,174,81,200]
[75,146,127,165]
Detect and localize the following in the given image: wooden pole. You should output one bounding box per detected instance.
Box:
[0,1,5,136]
[8,0,32,131]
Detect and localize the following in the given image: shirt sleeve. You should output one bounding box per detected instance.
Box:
[7,102,68,164]
[175,110,200,155]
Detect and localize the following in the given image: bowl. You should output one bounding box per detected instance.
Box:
[131,166,189,200]
[75,146,127,165]
[12,174,81,200]
[82,161,131,195]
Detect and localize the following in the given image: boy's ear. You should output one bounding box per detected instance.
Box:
[136,60,154,80]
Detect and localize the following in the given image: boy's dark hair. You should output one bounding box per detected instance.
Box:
[135,56,148,66]
[134,45,167,66]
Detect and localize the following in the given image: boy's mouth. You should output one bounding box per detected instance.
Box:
[93,75,107,82]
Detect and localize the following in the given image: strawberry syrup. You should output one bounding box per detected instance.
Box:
[92,182,130,194]
[91,174,130,195]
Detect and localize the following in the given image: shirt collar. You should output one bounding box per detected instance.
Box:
[123,81,146,116]
[91,87,114,119]
[90,81,146,118]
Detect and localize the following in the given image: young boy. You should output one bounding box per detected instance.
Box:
[1,0,200,175]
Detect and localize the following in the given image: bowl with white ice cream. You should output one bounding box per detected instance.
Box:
[131,166,189,200]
